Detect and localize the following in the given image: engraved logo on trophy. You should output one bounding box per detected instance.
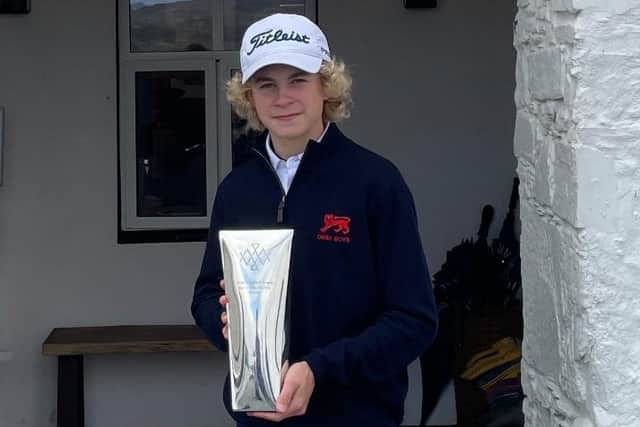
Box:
[239,243,271,271]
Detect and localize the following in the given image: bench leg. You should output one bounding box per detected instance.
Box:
[57,355,84,427]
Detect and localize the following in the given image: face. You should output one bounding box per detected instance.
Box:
[250,64,327,144]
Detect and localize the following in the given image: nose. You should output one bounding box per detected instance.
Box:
[273,86,294,107]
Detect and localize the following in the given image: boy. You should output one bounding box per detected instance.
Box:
[192,13,437,427]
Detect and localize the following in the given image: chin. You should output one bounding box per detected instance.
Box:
[270,124,307,140]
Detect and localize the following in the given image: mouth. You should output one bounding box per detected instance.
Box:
[272,113,301,121]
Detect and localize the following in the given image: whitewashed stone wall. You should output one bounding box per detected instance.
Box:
[514,0,640,426]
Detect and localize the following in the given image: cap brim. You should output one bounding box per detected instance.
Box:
[241,52,323,84]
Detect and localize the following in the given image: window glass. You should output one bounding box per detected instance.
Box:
[130,0,212,52]
[135,70,207,217]
[223,0,306,50]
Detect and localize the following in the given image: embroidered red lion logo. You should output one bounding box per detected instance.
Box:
[319,214,351,235]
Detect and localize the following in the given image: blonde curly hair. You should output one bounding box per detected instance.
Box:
[225,57,353,132]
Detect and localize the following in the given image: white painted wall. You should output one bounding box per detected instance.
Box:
[0,1,516,426]
[515,0,640,426]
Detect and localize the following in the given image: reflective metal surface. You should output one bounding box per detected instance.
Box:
[219,229,294,412]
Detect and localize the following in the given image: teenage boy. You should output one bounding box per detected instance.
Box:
[192,13,437,427]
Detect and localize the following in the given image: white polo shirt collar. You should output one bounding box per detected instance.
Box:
[265,122,330,193]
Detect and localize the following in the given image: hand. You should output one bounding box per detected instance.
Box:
[249,361,315,422]
[218,279,229,340]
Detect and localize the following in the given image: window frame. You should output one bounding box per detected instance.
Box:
[116,0,317,240]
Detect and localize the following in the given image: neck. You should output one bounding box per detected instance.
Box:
[271,123,325,159]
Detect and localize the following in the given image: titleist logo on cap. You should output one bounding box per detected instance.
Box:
[239,14,330,83]
[247,29,311,56]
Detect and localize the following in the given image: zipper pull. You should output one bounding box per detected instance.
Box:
[277,194,286,224]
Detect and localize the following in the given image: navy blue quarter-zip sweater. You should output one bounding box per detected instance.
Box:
[191,123,437,427]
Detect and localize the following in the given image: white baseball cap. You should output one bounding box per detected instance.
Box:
[240,13,331,84]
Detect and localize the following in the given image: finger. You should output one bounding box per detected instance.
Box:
[222,325,228,339]
[221,311,227,325]
[248,412,286,422]
[220,279,225,290]
[289,394,308,416]
[280,360,290,388]
[219,295,228,306]
[276,375,300,413]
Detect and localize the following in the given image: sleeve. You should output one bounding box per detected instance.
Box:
[303,165,438,385]
[191,186,228,352]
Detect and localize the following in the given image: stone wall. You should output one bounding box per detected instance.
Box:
[514,0,640,426]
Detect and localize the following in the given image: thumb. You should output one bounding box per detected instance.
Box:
[276,376,300,413]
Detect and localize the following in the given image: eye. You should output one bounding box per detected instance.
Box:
[257,82,275,89]
[291,78,308,84]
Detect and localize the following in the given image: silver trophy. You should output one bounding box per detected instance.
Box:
[219,229,294,412]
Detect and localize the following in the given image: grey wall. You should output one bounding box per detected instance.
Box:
[321,0,518,259]
[0,0,516,426]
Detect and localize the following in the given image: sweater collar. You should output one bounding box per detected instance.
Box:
[252,122,343,159]
[265,122,331,166]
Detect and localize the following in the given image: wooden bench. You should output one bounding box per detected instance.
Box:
[42,325,215,427]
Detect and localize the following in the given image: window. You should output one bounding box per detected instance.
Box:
[117,0,317,241]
